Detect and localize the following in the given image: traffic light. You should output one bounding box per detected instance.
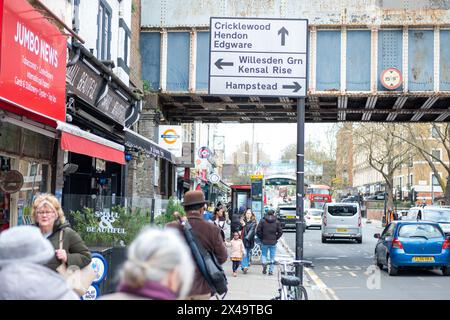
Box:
[411,189,418,202]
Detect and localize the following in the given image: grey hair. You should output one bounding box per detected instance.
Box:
[120,226,194,299]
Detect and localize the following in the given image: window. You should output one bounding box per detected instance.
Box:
[431,126,441,139]
[97,0,112,60]
[327,205,357,216]
[431,149,441,162]
[398,224,443,239]
[118,18,131,74]
[383,223,395,237]
[432,173,440,186]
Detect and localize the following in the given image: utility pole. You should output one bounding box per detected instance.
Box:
[296,98,305,285]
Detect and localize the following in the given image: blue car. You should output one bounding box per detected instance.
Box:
[374,221,450,276]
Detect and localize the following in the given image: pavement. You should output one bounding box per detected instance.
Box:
[223,239,331,300]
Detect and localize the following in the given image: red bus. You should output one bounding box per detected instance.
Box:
[306,184,332,209]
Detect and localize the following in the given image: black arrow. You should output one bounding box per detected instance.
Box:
[278,27,289,46]
[282,82,302,92]
[215,58,234,69]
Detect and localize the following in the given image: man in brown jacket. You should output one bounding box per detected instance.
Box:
[167,190,228,300]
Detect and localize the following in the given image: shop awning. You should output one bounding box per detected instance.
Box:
[57,122,125,165]
[123,128,175,163]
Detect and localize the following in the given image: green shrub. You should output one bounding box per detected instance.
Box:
[154,197,185,226]
[69,206,151,247]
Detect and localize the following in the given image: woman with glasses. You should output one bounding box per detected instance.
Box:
[32,193,91,272]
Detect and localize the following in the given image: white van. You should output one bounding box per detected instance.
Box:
[405,206,450,235]
[321,203,362,243]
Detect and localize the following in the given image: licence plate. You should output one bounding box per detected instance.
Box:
[412,257,435,262]
[286,215,295,219]
[336,228,348,233]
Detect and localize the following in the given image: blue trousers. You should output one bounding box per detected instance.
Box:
[261,244,277,273]
[241,247,252,269]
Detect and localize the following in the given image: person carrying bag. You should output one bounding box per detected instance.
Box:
[177,215,228,299]
[56,229,96,296]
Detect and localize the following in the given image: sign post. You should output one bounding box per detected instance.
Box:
[209,17,307,97]
[209,17,308,285]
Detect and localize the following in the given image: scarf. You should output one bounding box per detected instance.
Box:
[117,280,177,300]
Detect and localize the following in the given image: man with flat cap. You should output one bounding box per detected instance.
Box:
[166,190,227,300]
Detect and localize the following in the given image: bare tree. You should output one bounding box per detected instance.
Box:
[351,123,414,209]
[395,123,450,204]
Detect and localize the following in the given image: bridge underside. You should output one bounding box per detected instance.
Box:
[159,93,450,123]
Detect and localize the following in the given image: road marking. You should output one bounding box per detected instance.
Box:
[279,237,339,300]
[417,277,425,281]
[349,272,357,277]
[316,257,339,260]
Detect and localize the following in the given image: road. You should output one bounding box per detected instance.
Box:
[283,219,450,300]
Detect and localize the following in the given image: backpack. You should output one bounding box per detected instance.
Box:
[178,217,228,298]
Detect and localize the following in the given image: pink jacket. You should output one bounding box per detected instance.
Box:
[226,239,246,260]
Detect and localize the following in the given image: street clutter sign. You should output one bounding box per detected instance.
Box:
[0,0,67,122]
[380,68,402,90]
[209,173,221,184]
[209,17,308,97]
[198,146,212,159]
[158,125,182,157]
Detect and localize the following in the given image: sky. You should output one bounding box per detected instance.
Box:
[217,123,337,163]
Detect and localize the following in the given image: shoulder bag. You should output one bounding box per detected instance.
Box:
[55,229,96,297]
[178,217,228,299]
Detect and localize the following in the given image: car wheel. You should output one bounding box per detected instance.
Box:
[374,252,384,270]
[321,236,327,243]
[387,256,398,276]
[442,266,450,276]
[356,237,362,244]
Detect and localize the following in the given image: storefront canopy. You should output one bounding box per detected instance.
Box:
[124,128,175,163]
[57,121,125,165]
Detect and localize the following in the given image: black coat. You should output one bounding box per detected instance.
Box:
[241,220,256,249]
[256,214,283,246]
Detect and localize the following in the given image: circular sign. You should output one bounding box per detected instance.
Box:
[198,146,211,159]
[91,253,108,284]
[81,284,100,300]
[161,129,179,145]
[0,170,24,193]
[380,68,402,90]
[209,173,221,184]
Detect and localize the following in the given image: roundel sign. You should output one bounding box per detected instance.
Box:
[161,129,180,145]
[198,146,211,159]
[380,68,402,90]
[209,173,220,184]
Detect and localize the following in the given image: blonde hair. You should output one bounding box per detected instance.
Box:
[32,193,66,224]
[121,227,195,299]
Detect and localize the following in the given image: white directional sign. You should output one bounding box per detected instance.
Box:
[209,17,308,97]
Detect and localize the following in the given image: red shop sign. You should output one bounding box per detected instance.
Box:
[0,0,67,122]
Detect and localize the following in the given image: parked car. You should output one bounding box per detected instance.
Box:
[305,208,323,229]
[321,203,362,243]
[374,221,450,276]
[276,205,305,232]
[405,206,450,235]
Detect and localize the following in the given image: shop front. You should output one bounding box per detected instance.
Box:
[0,0,67,230]
[63,42,141,215]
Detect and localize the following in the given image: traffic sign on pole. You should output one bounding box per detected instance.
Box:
[209,17,308,97]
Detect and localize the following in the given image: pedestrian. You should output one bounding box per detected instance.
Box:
[0,225,79,300]
[256,209,282,276]
[225,231,246,277]
[166,190,227,300]
[240,208,257,274]
[213,205,230,241]
[203,203,213,221]
[100,227,195,300]
[32,193,91,272]
[230,205,246,239]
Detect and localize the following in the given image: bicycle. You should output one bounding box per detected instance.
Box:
[271,259,313,300]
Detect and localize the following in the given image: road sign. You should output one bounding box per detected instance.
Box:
[198,146,211,159]
[380,68,402,90]
[209,17,308,97]
[209,173,221,184]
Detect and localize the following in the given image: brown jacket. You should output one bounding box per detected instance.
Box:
[167,210,228,296]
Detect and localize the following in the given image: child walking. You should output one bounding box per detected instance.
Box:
[226,231,246,277]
